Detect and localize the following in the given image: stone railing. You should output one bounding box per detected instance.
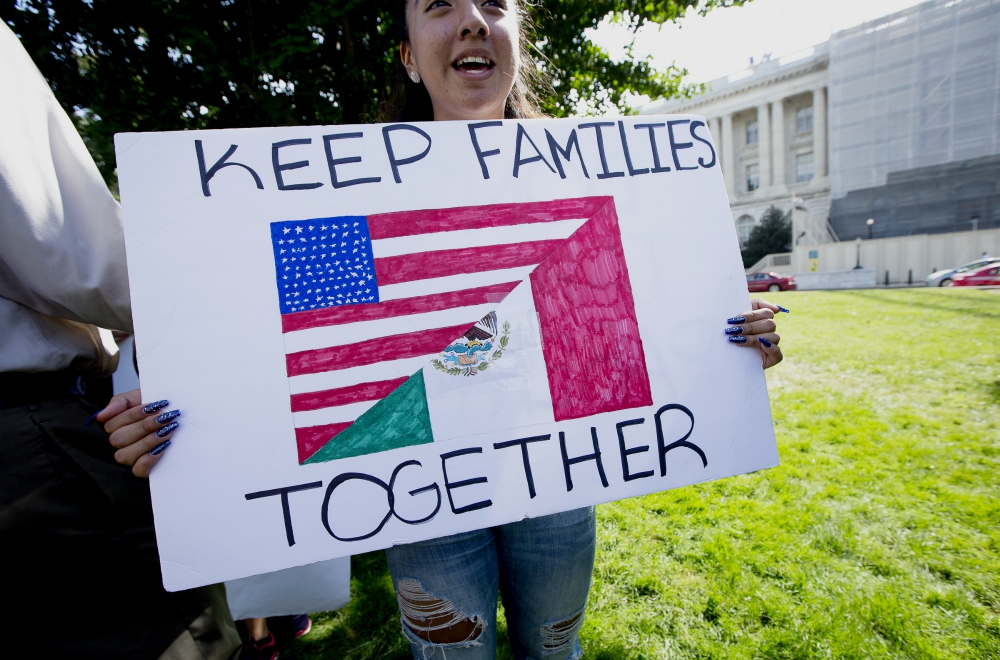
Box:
[745,252,793,273]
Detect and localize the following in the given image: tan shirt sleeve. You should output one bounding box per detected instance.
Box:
[0,22,133,334]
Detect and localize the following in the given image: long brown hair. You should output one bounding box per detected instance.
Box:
[378,0,548,122]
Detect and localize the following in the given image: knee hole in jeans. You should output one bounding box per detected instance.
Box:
[396,578,485,645]
[540,608,586,655]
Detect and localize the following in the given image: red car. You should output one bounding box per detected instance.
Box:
[952,263,1000,287]
[746,271,797,292]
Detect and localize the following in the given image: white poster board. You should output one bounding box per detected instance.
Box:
[115,116,779,592]
[225,557,350,620]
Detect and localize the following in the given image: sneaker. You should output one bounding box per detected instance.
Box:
[289,614,312,639]
[267,614,312,647]
[240,632,279,660]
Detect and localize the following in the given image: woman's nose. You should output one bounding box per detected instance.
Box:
[457,0,490,38]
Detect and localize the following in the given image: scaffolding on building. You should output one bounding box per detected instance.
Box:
[828,0,1000,200]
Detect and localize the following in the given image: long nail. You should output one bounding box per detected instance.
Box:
[759,337,773,348]
[155,421,179,438]
[155,409,181,424]
[777,306,790,313]
[725,326,744,335]
[727,315,747,324]
[143,400,169,414]
[84,409,104,426]
[150,440,171,456]
[728,336,748,344]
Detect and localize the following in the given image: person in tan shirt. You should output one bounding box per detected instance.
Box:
[0,22,239,660]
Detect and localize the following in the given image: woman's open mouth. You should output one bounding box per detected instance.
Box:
[453,56,495,75]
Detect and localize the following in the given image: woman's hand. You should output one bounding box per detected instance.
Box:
[724,299,786,370]
[95,389,180,478]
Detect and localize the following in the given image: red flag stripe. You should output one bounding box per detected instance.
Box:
[367,196,611,240]
[295,422,352,463]
[281,281,520,333]
[286,323,475,376]
[290,377,409,412]
[529,197,653,421]
[373,240,563,287]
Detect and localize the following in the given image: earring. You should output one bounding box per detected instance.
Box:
[409,70,421,84]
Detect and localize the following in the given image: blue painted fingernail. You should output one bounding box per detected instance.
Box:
[155,421,179,438]
[725,326,744,335]
[759,337,773,347]
[155,409,181,424]
[143,400,169,414]
[777,306,790,313]
[84,409,104,426]
[150,440,171,456]
[728,336,748,344]
[727,315,747,324]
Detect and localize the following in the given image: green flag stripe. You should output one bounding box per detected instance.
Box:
[303,369,432,464]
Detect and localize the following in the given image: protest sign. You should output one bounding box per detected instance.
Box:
[115,116,779,591]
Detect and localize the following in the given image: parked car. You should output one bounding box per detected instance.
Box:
[746,271,797,292]
[952,263,1000,287]
[925,257,999,287]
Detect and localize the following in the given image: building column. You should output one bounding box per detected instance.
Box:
[757,103,771,188]
[721,113,735,196]
[772,99,786,187]
[813,87,827,178]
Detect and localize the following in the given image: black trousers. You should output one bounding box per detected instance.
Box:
[0,387,239,659]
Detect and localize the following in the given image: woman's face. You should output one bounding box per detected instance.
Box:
[401,0,520,121]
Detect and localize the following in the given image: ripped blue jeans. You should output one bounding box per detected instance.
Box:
[384,507,596,660]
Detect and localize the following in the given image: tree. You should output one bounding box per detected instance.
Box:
[3,0,748,189]
[531,2,747,117]
[742,206,791,269]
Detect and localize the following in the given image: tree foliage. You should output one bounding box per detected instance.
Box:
[3,0,748,187]
[742,205,792,269]
[531,1,747,117]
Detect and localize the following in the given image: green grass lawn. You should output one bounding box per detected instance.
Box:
[284,288,1000,660]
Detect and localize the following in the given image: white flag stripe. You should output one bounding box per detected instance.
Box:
[424,280,556,442]
[291,400,379,429]
[282,303,497,354]
[377,266,535,302]
[287,354,436,395]
[370,218,586,258]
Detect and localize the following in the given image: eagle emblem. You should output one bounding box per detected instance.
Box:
[431,312,510,377]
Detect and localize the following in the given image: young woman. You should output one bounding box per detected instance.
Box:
[99,2,785,658]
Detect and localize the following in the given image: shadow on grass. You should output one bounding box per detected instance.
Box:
[283,551,411,660]
[988,380,1000,405]
[838,289,1000,319]
[283,551,516,660]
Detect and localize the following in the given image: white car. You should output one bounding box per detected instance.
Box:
[925,257,999,287]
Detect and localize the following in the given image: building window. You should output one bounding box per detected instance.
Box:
[796,106,813,133]
[746,164,760,191]
[737,215,756,247]
[746,121,759,145]
[796,152,814,182]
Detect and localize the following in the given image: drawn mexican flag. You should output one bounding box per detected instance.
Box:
[269,196,652,464]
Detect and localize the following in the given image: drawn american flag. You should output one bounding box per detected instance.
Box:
[270,196,650,464]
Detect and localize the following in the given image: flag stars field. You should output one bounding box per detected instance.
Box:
[271,218,378,314]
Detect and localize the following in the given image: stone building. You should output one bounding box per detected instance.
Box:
[640,0,1000,279]
[640,41,833,250]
